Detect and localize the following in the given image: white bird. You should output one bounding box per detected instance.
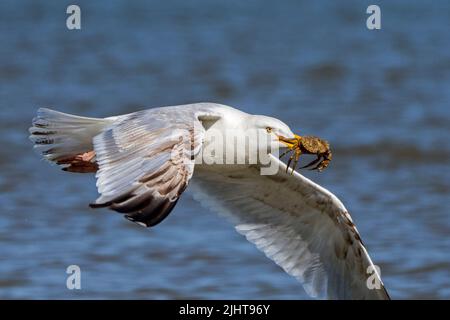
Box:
[29,103,389,300]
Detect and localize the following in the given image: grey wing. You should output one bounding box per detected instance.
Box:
[190,155,390,300]
[90,108,216,227]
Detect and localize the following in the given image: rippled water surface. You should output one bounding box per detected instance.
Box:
[0,0,449,299]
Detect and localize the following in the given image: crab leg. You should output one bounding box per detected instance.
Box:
[286,154,294,173]
[285,148,302,174]
[279,148,293,160]
[300,155,322,169]
[309,158,325,171]
[290,149,302,174]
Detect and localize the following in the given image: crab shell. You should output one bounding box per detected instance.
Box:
[299,136,330,155]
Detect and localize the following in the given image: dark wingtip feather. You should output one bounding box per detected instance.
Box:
[123,198,180,228]
[89,202,111,209]
[124,215,149,227]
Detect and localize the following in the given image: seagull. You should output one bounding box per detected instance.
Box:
[29,102,389,300]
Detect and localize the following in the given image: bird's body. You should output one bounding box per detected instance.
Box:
[29,102,389,300]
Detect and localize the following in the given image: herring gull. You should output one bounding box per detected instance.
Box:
[29,102,389,300]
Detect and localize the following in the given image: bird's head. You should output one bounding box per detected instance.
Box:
[248,115,332,173]
[249,115,301,150]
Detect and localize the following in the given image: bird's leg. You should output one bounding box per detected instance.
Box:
[57,150,98,173]
[300,155,321,169]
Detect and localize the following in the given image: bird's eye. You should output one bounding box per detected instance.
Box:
[266,127,273,133]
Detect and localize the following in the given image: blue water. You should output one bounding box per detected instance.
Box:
[0,0,449,299]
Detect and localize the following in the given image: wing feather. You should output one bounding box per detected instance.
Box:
[80,103,388,299]
[190,156,389,299]
[90,108,220,227]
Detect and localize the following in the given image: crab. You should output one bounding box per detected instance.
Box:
[279,135,332,174]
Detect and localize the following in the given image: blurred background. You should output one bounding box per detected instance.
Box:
[0,0,449,299]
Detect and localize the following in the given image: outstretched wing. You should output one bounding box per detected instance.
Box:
[190,155,389,300]
[90,108,220,227]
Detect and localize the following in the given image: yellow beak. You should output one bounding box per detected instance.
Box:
[278,134,301,149]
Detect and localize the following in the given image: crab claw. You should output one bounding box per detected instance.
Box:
[310,158,330,172]
[317,158,331,171]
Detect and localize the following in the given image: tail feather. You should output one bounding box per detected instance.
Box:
[29,108,113,170]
